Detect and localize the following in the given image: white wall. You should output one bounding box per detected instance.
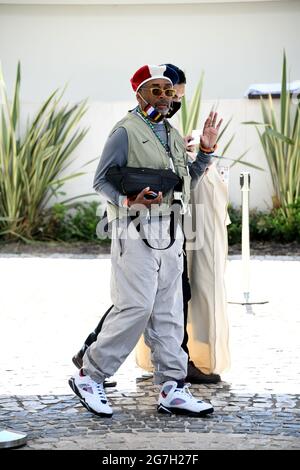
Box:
[0,1,288,5]
[0,1,299,102]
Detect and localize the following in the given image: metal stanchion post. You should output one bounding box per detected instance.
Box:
[228,171,268,311]
[241,172,251,304]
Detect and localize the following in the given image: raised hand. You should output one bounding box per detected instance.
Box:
[200,111,223,150]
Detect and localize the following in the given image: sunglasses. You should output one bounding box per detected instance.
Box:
[144,87,176,98]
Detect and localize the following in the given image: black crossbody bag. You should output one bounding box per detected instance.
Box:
[106,165,183,250]
[106,165,181,196]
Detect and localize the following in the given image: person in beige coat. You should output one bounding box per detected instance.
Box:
[186,161,231,375]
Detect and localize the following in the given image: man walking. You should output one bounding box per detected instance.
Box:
[68,64,221,417]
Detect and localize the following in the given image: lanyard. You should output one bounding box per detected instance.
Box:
[136,108,172,157]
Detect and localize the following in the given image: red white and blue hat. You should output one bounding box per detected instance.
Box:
[130,64,179,92]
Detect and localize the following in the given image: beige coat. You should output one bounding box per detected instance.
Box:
[135,163,231,374]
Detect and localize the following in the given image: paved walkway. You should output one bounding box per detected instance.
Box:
[0,255,299,450]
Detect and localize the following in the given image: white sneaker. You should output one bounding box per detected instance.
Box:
[68,369,113,417]
[157,381,214,416]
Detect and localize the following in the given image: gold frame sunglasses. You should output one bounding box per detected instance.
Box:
[144,87,176,98]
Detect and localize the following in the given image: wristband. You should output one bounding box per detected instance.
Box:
[199,143,217,154]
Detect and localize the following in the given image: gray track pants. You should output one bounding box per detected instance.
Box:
[83,217,188,384]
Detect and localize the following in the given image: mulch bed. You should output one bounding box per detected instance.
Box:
[228,241,300,257]
[0,241,110,256]
[1,240,300,257]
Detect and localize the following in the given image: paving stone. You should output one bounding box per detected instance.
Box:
[1,256,300,449]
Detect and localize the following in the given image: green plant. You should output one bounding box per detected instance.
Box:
[180,73,204,136]
[38,201,108,242]
[227,204,242,244]
[0,62,89,240]
[227,201,300,244]
[244,52,300,215]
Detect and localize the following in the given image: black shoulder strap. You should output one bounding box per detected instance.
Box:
[129,203,181,251]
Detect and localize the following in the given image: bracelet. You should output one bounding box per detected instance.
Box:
[199,143,217,154]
